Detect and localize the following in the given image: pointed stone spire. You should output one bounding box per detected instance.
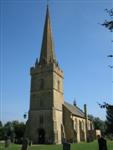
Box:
[39,5,56,65]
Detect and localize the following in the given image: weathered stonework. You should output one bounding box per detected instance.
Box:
[26,62,64,144]
[25,6,94,144]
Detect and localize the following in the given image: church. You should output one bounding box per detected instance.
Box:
[25,6,94,144]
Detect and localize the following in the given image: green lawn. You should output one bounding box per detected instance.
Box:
[0,141,113,150]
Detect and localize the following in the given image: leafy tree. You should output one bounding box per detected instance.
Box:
[4,121,15,142]
[88,115,106,134]
[102,9,113,31]
[101,8,113,136]
[99,103,113,134]
[0,121,4,140]
[0,128,4,140]
[12,121,26,143]
[0,121,26,143]
[0,121,3,127]
[106,105,113,134]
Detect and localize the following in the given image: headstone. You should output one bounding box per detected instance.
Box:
[5,137,11,148]
[63,142,70,150]
[21,138,29,150]
[29,140,32,146]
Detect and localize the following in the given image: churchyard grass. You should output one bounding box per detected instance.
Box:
[0,140,113,150]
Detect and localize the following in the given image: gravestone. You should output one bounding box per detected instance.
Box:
[63,142,70,150]
[5,137,11,148]
[21,138,29,150]
[29,140,32,146]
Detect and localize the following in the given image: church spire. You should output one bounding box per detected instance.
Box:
[39,5,56,65]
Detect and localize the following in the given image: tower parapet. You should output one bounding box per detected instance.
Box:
[25,6,64,144]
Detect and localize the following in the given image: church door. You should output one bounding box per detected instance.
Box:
[38,129,45,144]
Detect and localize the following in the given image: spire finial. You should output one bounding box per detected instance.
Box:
[73,98,77,107]
[46,0,50,9]
[46,0,50,14]
[47,0,50,5]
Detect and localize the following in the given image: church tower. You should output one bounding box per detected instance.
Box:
[26,6,64,144]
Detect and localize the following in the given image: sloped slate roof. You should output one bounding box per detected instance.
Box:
[64,102,85,118]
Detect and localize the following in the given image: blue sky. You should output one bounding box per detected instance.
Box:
[1,0,113,123]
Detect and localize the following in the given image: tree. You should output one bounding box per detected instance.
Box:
[99,103,113,135]
[106,105,113,134]
[4,121,15,142]
[101,8,113,136]
[0,121,2,127]
[12,121,26,144]
[0,121,4,140]
[0,121,26,142]
[102,9,113,31]
[88,115,106,134]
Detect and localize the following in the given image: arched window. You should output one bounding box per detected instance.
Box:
[90,122,92,130]
[74,119,77,131]
[88,122,90,130]
[81,121,84,131]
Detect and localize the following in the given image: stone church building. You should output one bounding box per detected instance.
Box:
[25,6,93,144]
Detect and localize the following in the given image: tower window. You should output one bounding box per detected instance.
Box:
[57,80,60,90]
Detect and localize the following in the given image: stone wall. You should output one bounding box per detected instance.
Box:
[63,105,94,143]
[26,63,64,144]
